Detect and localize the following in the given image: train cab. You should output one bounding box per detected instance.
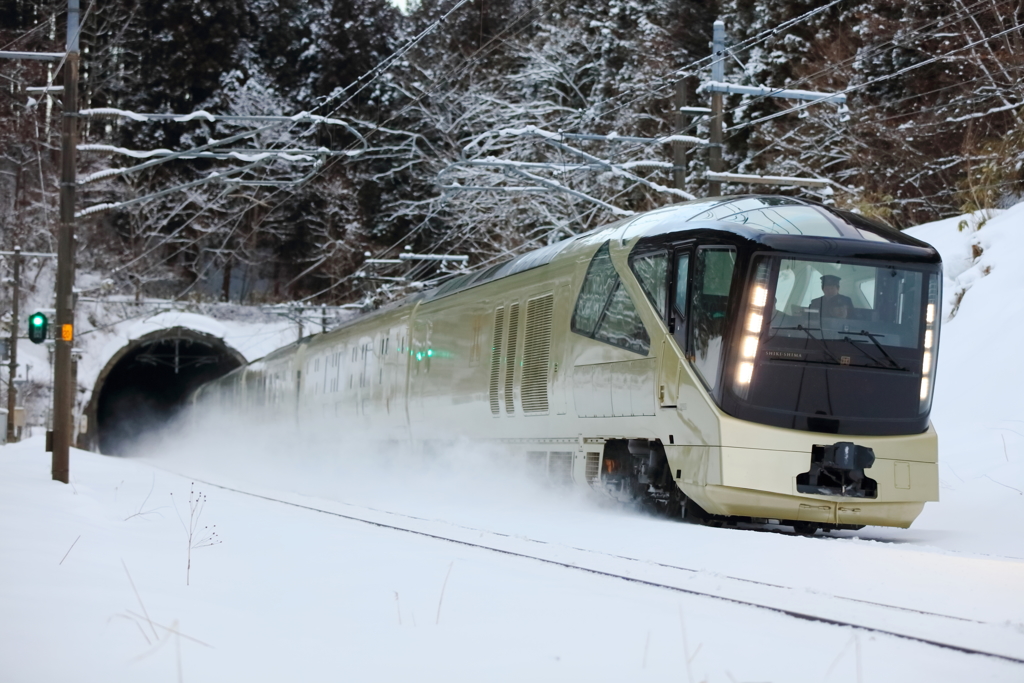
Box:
[575,194,945,527]
[626,195,942,438]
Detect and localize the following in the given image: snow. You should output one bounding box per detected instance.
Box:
[3,204,1024,680]
[123,311,230,342]
[78,107,151,121]
[891,203,1024,556]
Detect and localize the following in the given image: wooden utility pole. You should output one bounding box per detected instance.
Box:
[51,0,80,482]
[672,80,689,199]
[708,20,726,197]
[6,248,20,442]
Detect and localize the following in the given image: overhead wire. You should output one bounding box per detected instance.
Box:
[78,0,499,301]
[552,0,1015,189]
[300,0,862,300]
[696,0,1021,199]
[83,0,1022,305]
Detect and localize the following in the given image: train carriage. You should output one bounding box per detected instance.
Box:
[194,195,942,532]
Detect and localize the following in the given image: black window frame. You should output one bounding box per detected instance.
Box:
[628,248,670,319]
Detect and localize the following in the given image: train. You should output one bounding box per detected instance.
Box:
[192,194,942,533]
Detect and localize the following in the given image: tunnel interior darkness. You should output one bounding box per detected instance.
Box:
[95,336,242,454]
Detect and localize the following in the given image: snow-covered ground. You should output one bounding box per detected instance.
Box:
[3,204,1024,681]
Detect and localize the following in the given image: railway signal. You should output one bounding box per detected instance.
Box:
[27,313,48,344]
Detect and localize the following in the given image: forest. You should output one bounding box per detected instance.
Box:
[1,0,1021,306]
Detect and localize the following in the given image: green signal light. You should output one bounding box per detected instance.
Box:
[27,312,48,344]
[426,349,433,357]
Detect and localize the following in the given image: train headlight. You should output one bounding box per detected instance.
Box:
[741,336,758,359]
[733,259,771,399]
[919,274,941,413]
[737,362,754,385]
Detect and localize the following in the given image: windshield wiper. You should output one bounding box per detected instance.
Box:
[843,330,908,371]
[773,325,845,365]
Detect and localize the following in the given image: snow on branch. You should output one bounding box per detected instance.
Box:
[78,108,368,142]
[75,159,269,218]
[469,125,705,151]
[79,107,151,121]
[439,159,634,216]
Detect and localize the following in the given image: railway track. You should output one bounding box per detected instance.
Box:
[190,474,1024,666]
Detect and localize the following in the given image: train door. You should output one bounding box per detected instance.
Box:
[670,248,692,356]
[407,317,433,431]
[664,248,692,407]
[632,248,680,409]
[385,318,412,441]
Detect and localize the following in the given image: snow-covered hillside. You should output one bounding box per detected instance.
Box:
[899,203,1024,556]
[2,203,1024,682]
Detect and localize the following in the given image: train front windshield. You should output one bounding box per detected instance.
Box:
[720,256,941,435]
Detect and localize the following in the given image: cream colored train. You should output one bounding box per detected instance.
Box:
[194,195,942,532]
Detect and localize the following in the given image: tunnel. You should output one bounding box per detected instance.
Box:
[87,327,245,455]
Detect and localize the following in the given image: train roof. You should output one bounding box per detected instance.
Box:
[415,195,937,305]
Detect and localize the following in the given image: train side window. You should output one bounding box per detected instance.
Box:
[593,283,650,355]
[571,243,618,336]
[573,242,650,355]
[629,250,668,318]
[689,247,737,391]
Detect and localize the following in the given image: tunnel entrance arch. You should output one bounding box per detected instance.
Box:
[84,327,246,455]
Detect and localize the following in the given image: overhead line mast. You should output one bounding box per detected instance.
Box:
[51,0,80,482]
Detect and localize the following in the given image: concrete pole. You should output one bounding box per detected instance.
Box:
[708,19,726,197]
[7,247,20,442]
[52,0,80,483]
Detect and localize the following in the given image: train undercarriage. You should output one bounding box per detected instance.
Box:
[595,438,868,535]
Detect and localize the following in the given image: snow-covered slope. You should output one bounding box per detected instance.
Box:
[3,202,1024,682]
[899,203,1024,556]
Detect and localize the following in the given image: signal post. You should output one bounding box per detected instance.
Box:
[50,0,80,482]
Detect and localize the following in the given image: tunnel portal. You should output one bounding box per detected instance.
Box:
[91,328,245,455]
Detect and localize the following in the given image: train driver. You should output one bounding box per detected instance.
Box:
[809,274,854,319]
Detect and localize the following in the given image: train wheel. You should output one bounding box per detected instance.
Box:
[792,522,819,536]
[664,488,684,520]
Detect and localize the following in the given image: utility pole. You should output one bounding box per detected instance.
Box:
[708,19,726,197]
[6,248,19,443]
[672,80,689,199]
[671,77,711,200]
[51,0,80,483]
[699,19,846,192]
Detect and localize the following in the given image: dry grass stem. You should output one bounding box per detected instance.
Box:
[122,560,159,641]
[59,535,80,565]
[435,561,454,625]
[172,483,222,585]
[125,474,164,521]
